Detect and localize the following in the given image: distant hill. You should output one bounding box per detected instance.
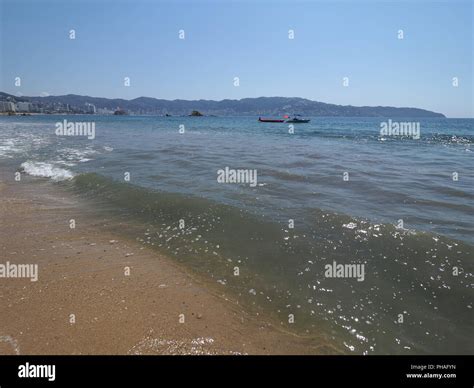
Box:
[0,92,446,117]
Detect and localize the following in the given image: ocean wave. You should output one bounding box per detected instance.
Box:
[0,129,53,159]
[65,172,473,354]
[58,147,97,159]
[52,147,98,166]
[20,161,75,181]
[261,168,309,183]
[0,138,24,158]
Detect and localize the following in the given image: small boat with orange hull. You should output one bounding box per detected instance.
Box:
[258,117,285,123]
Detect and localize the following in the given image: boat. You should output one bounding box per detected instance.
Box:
[258,117,285,123]
[286,118,310,123]
[113,108,128,115]
[285,115,310,123]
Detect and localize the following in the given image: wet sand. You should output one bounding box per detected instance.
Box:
[0,171,338,355]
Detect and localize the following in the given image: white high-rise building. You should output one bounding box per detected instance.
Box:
[85,103,97,114]
[0,101,16,112]
[16,102,33,112]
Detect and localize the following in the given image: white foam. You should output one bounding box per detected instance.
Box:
[0,139,22,158]
[0,335,20,355]
[58,147,97,160]
[54,147,97,166]
[56,161,77,167]
[21,161,74,181]
[128,335,216,355]
[343,222,358,230]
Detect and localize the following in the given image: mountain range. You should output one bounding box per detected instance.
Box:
[0,92,445,117]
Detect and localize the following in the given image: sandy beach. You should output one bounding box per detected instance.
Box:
[0,169,338,355]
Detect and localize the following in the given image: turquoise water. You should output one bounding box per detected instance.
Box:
[1,115,473,354]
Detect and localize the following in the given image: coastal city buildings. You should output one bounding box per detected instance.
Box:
[0,94,109,115]
[0,101,16,112]
[16,101,33,112]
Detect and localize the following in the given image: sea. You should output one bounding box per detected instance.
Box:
[0,114,472,354]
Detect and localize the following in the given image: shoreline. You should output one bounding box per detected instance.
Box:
[0,170,339,355]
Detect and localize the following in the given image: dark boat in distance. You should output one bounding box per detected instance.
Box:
[285,115,310,123]
[258,117,285,123]
[258,115,310,123]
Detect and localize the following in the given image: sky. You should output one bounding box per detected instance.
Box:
[0,0,472,117]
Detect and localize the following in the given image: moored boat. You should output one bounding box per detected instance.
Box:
[285,115,310,123]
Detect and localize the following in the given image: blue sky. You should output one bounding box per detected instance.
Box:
[1,0,472,117]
